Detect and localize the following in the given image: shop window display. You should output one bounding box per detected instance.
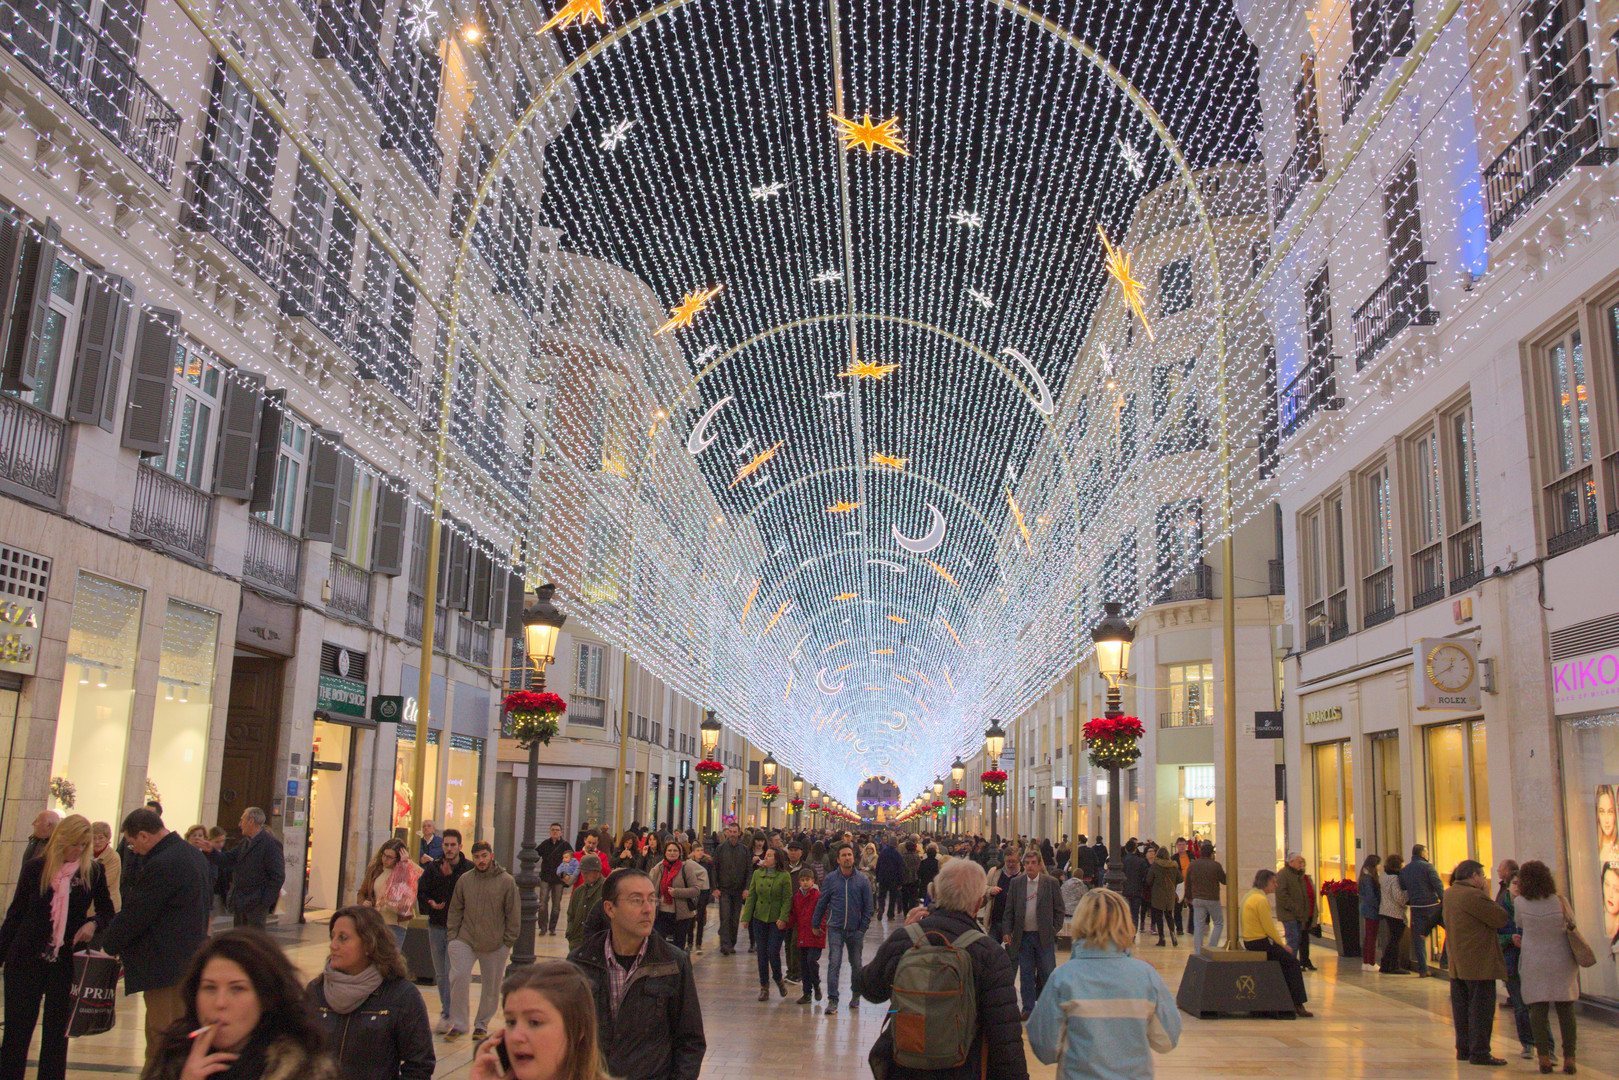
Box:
[148,599,220,826]
[393,722,439,842]
[443,733,485,840]
[1559,713,1619,1003]
[1424,719,1490,881]
[1312,740,1356,926]
[50,573,143,826]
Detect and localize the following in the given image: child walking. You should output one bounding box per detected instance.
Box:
[791,869,827,1004]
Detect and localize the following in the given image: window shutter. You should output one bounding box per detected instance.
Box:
[486,563,506,627]
[248,389,285,514]
[504,570,524,633]
[212,371,266,499]
[443,529,469,610]
[120,306,179,455]
[371,482,406,575]
[329,455,356,558]
[69,273,133,429]
[408,504,429,593]
[0,212,22,351]
[302,428,345,541]
[469,549,492,620]
[2,217,61,392]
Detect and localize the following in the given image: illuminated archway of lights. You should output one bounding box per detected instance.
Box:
[162,0,1288,803]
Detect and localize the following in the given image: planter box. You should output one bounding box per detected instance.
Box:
[1326,893,1361,956]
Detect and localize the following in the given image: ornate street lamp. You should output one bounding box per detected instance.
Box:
[810,784,820,830]
[699,710,721,834]
[984,719,1005,842]
[951,756,966,835]
[1091,601,1134,892]
[792,777,804,828]
[510,585,565,972]
[760,751,777,828]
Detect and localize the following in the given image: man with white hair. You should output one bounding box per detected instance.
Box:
[859,858,1029,1079]
[227,806,284,928]
[20,809,58,869]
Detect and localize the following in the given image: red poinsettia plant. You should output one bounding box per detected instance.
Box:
[1320,878,1359,897]
[501,691,568,748]
[789,798,804,809]
[981,769,1007,796]
[760,784,780,804]
[1082,715,1145,741]
[947,789,968,800]
[806,802,821,810]
[696,760,724,787]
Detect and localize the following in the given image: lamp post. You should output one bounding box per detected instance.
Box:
[809,784,819,833]
[510,585,565,973]
[1091,601,1134,894]
[951,756,965,835]
[792,777,804,829]
[931,777,944,839]
[984,720,1005,843]
[760,751,776,830]
[700,710,720,836]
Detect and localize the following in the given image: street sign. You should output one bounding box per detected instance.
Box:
[1254,710,1283,739]
[371,694,404,722]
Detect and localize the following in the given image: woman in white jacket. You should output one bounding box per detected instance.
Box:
[1377,852,1410,973]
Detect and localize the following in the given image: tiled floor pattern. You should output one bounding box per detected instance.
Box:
[33,917,1619,1078]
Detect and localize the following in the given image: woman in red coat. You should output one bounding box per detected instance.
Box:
[790,869,826,1004]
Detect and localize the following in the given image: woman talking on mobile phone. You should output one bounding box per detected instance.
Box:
[469,961,610,1080]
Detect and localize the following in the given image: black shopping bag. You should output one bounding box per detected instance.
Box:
[67,951,121,1038]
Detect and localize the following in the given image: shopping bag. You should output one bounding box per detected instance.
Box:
[68,950,121,1038]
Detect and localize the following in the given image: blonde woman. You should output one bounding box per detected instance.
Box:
[358,838,422,945]
[1027,889,1181,1080]
[0,814,115,1080]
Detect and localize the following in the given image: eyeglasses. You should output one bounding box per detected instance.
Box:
[612,894,658,908]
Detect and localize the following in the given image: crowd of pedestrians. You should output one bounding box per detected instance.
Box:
[3,804,1609,1080]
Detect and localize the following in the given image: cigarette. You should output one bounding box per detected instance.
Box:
[188,1025,213,1039]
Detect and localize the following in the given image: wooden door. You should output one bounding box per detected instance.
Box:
[218,656,282,840]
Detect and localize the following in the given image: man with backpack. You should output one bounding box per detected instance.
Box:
[859,857,1028,1080]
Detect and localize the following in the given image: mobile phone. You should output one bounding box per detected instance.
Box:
[496,1036,511,1075]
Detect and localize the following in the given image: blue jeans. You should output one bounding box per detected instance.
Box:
[1410,905,1441,975]
[753,919,784,986]
[825,927,864,1005]
[1282,918,1304,956]
[1191,898,1224,955]
[427,925,451,1019]
[1016,935,1056,1012]
[389,924,407,947]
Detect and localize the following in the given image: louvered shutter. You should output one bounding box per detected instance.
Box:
[469,550,492,620]
[302,428,344,541]
[371,482,406,575]
[486,564,507,627]
[408,504,430,593]
[2,217,60,392]
[505,571,524,633]
[69,273,133,429]
[248,389,285,514]
[213,371,266,499]
[0,213,22,358]
[120,306,179,454]
[444,529,469,610]
[329,454,356,558]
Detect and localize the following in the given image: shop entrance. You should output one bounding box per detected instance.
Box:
[219,653,283,840]
[1369,732,1402,863]
[304,718,362,916]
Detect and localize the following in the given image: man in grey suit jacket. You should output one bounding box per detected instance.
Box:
[999,850,1066,1019]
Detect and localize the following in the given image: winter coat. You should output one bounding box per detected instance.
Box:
[93,845,122,913]
[1000,872,1066,951]
[1379,872,1408,919]
[1274,865,1309,923]
[565,875,606,951]
[1026,943,1181,1080]
[1515,895,1580,1003]
[916,854,939,893]
[652,858,708,921]
[812,866,874,934]
[1358,870,1382,920]
[1072,845,1099,883]
[227,828,285,914]
[741,867,794,925]
[1399,857,1444,908]
[875,844,906,888]
[860,907,1029,1080]
[0,857,114,967]
[1122,853,1150,899]
[1183,857,1224,903]
[536,838,571,885]
[712,839,753,891]
[569,930,705,1080]
[987,869,1020,933]
[308,973,434,1080]
[1442,882,1509,982]
[1147,856,1181,912]
[447,864,519,953]
[102,831,212,994]
[417,855,471,928]
[901,850,920,885]
[791,888,826,948]
[145,1033,339,1080]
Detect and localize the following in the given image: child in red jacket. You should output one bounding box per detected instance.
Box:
[790,869,826,1004]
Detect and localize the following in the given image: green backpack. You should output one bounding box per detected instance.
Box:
[888,924,986,1070]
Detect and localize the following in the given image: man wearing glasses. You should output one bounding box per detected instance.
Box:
[569,867,707,1080]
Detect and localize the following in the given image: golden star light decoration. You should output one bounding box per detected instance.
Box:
[829,111,909,156]
[730,440,783,487]
[655,284,723,335]
[839,358,901,380]
[826,501,861,513]
[1098,225,1154,342]
[870,452,908,470]
[539,0,604,32]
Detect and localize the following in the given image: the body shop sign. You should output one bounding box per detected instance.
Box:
[1551,651,1619,713]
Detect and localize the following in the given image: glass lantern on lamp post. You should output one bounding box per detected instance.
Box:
[700,710,721,835]
[760,751,777,829]
[951,756,966,834]
[1091,601,1134,892]
[984,719,1005,842]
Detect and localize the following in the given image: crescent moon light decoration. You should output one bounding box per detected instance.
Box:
[892,504,946,554]
[868,559,908,574]
[686,395,733,454]
[1001,346,1056,415]
[816,668,845,694]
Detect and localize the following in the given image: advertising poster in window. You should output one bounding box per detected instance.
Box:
[1561,716,1619,1001]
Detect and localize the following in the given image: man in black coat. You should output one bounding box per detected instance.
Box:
[536,822,572,936]
[226,806,284,928]
[710,823,752,955]
[568,868,705,1080]
[102,807,211,1069]
[860,857,1029,1080]
[1072,834,1098,885]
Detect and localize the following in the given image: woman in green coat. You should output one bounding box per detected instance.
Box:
[741,847,794,1000]
[1147,844,1183,946]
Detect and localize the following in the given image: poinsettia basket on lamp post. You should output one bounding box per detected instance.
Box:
[501,691,567,748]
[980,769,1007,797]
[696,760,724,788]
[1083,715,1144,770]
[760,785,780,805]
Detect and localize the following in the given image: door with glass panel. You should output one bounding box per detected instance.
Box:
[1369,732,1403,864]
[1312,740,1356,928]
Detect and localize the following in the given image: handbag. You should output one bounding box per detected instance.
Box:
[67,951,121,1038]
[1560,897,1597,968]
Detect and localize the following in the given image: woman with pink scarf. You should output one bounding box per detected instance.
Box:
[358,839,423,946]
[0,813,115,1080]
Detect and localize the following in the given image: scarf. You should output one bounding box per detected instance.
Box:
[659,859,683,905]
[321,963,384,1015]
[47,861,80,959]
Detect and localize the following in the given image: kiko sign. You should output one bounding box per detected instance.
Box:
[1552,651,1619,714]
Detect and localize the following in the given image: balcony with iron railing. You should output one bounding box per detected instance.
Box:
[0,393,64,505]
[1410,542,1445,608]
[280,249,370,357]
[1484,77,1616,241]
[433,605,446,651]
[1280,357,1344,439]
[130,462,212,561]
[404,591,424,643]
[469,623,491,669]
[1363,565,1396,627]
[1328,589,1348,641]
[244,516,301,596]
[1273,137,1324,223]
[1159,708,1213,729]
[568,694,607,728]
[356,315,419,407]
[183,159,287,287]
[1269,558,1286,595]
[1156,562,1213,603]
[1305,600,1328,649]
[454,614,473,662]
[1353,260,1438,370]
[1449,522,1484,592]
[0,0,181,188]
[326,554,370,623]
[1339,0,1415,124]
[1546,466,1600,555]
[312,0,386,118]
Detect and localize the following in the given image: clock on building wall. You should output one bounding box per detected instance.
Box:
[1415,637,1481,711]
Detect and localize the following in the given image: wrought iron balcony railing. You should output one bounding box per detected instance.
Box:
[1159,709,1213,729]
[130,462,212,561]
[0,0,181,187]
[280,248,370,355]
[244,516,301,596]
[1449,522,1484,593]
[1339,0,1415,124]
[1305,600,1327,650]
[1353,260,1438,369]
[326,554,371,623]
[1273,137,1324,223]
[1546,466,1600,555]
[1280,356,1344,438]
[1269,558,1286,595]
[1484,77,1616,240]
[0,393,64,505]
[1156,562,1213,603]
[1410,542,1445,609]
[1328,590,1349,642]
[183,159,287,286]
[404,591,424,643]
[1363,565,1396,627]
